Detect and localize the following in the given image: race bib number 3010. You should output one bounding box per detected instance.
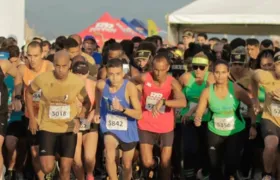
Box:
[49,105,70,120]
[106,114,127,131]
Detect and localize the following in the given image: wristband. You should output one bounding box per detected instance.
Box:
[162,99,166,106]
[121,108,126,113]
[15,95,22,100]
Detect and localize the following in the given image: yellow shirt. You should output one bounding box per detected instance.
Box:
[82,52,95,65]
[255,70,280,127]
[30,71,87,133]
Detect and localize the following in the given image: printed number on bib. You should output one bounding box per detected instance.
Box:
[271,102,280,117]
[49,105,70,119]
[145,96,165,112]
[175,108,181,118]
[189,102,208,115]
[240,102,248,115]
[106,114,127,131]
[214,116,235,131]
[123,64,129,74]
[79,118,91,131]
[33,90,42,102]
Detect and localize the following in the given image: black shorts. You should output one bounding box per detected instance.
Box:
[6,120,26,138]
[0,113,8,137]
[254,124,264,148]
[23,117,39,146]
[104,132,137,152]
[261,119,280,139]
[39,130,77,158]
[80,123,99,135]
[138,129,174,147]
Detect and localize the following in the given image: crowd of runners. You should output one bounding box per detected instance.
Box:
[0,31,279,180]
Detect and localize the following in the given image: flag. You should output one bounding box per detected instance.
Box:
[147,19,158,37]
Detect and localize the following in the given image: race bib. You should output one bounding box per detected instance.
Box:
[106,114,127,131]
[189,102,208,115]
[240,102,248,115]
[214,116,235,131]
[79,118,91,131]
[123,64,129,74]
[49,105,70,119]
[33,90,42,102]
[271,102,280,117]
[145,96,166,112]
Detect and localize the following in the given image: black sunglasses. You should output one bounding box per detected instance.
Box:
[192,65,206,70]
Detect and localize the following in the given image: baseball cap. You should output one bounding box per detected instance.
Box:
[230,46,247,63]
[134,50,151,60]
[84,35,96,43]
[182,30,194,38]
[72,61,89,75]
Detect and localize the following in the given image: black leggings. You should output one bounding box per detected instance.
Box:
[183,122,209,178]
[172,123,182,176]
[208,130,246,180]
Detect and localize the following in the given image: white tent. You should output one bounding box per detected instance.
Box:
[167,0,280,45]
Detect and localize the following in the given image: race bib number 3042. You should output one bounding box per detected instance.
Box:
[214,116,235,131]
[49,105,70,120]
[106,114,127,131]
[271,102,280,117]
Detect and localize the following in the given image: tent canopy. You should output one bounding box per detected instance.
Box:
[167,0,280,44]
[78,12,143,46]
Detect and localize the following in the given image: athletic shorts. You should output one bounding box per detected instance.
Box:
[80,123,99,135]
[6,120,27,138]
[138,129,174,147]
[24,117,39,146]
[0,113,8,137]
[104,132,137,151]
[261,119,280,139]
[39,130,77,158]
[254,125,264,148]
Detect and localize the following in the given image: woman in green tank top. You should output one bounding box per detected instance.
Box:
[178,54,215,179]
[194,60,257,180]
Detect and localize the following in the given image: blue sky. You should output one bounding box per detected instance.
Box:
[26,0,192,39]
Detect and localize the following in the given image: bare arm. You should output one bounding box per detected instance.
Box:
[194,88,210,119]
[3,61,23,96]
[130,66,141,78]
[98,67,107,80]
[94,80,105,115]
[235,84,256,125]
[26,82,40,121]
[164,79,186,108]
[77,87,91,119]
[129,73,146,85]
[123,82,142,120]
[251,71,261,100]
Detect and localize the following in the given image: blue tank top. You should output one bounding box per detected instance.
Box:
[100,79,139,143]
[4,75,23,123]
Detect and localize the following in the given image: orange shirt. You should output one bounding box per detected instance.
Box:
[23,61,49,118]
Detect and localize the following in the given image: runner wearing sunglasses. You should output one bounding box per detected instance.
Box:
[179,53,215,179]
